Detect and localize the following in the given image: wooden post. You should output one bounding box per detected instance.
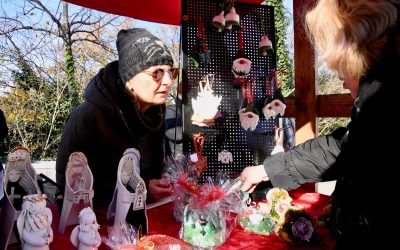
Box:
[293,0,316,144]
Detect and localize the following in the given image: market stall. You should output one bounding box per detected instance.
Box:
[6,183,334,250]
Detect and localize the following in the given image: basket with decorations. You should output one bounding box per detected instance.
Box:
[177,174,242,248]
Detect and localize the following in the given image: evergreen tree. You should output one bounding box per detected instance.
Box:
[266,0,294,96]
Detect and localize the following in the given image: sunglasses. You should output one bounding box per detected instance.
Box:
[143,68,179,82]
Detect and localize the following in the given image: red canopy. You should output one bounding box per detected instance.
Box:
[65,0,264,25]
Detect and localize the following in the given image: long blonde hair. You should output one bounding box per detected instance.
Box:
[305,0,399,80]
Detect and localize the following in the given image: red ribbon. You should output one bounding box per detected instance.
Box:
[238,27,244,50]
[241,79,254,103]
[193,132,205,156]
[197,16,206,40]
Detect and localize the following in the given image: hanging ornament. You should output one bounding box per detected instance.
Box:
[262,69,288,120]
[190,17,211,67]
[218,150,233,164]
[193,133,207,176]
[239,79,259,131]
[232,28,251,78]
[259,36,273,56]
[211,11,225,32]
[191,74,222,127]
[259,20,274,56]
[225,6,240,30]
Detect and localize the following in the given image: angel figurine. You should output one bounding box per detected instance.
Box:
[58,152,94,233]
[4,146,41,210]
[107,148,148,234]
[70,207,101,250]
[16,194,53,250]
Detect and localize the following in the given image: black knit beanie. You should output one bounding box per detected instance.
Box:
[116,28,174,84]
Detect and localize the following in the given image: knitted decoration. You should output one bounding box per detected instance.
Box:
[225,7,240,30]
[259,20,274,56]
[259,35,274,56]
[262,70,287,120]
[238,79,259,131]
[190,17,211,67]
[232,28,251,78]
[211,11,225,32]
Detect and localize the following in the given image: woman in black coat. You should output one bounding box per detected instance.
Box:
[56,28,177,209]
[239,0,400,248]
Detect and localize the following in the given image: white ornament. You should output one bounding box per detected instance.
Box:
[16,194,53,250]
[191,75,222,127]
[5,146,41,197]
[238,108,259,131]
[262,99,286,120]
[107,148,148,230]
[232,57,251,78]
[70,207,101,250]
[218,150,233,164]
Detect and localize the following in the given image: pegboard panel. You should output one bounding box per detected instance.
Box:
[181,0,278,180]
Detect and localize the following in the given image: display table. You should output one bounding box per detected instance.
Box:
[8,183,336,249]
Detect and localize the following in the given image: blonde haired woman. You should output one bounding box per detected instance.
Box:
[239,0,400,248]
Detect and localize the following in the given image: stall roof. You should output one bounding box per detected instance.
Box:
[65,0,264,25]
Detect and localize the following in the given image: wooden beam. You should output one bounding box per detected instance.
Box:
[293,0,316,144]
[317,94,353,117]
[284,94,353,118]
[283,96,295,117]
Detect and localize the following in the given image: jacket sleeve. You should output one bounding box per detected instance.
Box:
[264,126,348,190]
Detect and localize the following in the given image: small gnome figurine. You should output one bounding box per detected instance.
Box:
[232,28,251,78]
[70,207,101,250]
[225,7,240,30]
[232,50,252,78]
[16,194,53,250]
[259,35,274,56]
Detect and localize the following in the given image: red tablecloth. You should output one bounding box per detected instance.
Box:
[9,183,336,249]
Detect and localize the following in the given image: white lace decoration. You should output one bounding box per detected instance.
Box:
[191,75,222,127]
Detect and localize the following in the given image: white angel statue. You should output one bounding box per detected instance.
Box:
[70,207,101,250]
[16,194,53,250]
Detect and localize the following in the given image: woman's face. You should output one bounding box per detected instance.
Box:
[339,73,359,99]
[8,168,22,183]
[126,65,174,111]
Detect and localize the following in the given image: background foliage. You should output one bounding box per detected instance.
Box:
[0,0,178,160]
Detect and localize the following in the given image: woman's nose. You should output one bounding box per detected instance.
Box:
[160,72,173,86]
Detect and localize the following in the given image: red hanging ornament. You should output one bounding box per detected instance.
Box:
[232,28,251,78]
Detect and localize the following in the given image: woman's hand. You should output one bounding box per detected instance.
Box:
[240,165,269,193]
[148,179,173,202]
